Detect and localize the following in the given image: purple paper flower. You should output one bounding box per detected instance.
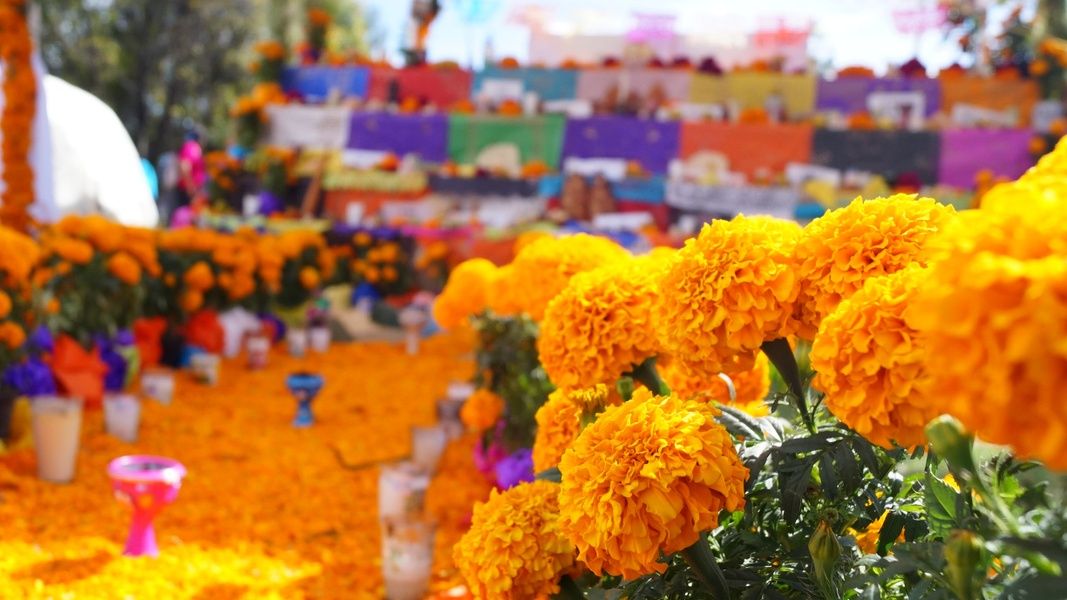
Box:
[494,448,534,490]
[100,345,128,392]
[114,329,135,347]
[2,358,57,397]
[258,313,286,343]
[472,437,508,476]
[29,326,53,354]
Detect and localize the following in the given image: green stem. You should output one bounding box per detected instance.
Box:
[682,534,731,600]
[553,575,584,599]
[761,338,815,434]
[629,357,669,396]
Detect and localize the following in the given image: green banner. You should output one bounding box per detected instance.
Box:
[447,114,566,168]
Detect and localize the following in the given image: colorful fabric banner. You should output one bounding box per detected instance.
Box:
[280,66,370,101]
[447,115,567,167]
[539,175,666,204]
[937,128,1033,187]
[347,112,449,162]
[811,129,941,184]
[561,116,680,174]
[815,77,941,116]
[266,105,353,149]
[366,67,473,107]
[473,67,579,101]
[679,122,814,178]
[939,77,1039,125]
[576,68,693,103]
[690,73,817,117]
[665,182,802,219]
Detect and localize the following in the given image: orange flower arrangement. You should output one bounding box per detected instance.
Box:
[558,388,748,578]
[460,388,504,432]
[505,234,630,321]
[306,7,332,27]
[0,0,37,232]
[497,57,521,69]
[812,265,935,449]
[792,195,956,339]
[254,40,286,61]
[654,215,801,374]
[848,111,878,130]
[454,480,575,599]
[520,160,550,178]
[838,66,876,78]
[449,99,475,114]
[497,99,523,116]
[532,384,618,472]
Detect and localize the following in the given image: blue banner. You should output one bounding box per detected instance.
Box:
[281,66,371,102]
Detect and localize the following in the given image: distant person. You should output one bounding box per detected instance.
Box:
[177,131,206,209]
[157,151,180,225]
[141,158,159,200]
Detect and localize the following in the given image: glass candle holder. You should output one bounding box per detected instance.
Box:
[381,516,436,600]
[103,393,140,443]
[190,353,221,386]
[141,368,175,405]
[411,425,447,473]
[246,334,271,370]
[309,326,331,353]
[287,328,308,358]
[31,396,84,483]
[378,461,430,521]
[286,372,324,428]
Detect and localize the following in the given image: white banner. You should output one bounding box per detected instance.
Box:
[267,105,352,149]
[666,182,801,219]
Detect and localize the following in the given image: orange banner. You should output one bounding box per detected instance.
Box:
[679,122,813,179]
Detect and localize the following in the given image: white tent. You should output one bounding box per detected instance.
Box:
[0,50,159,227]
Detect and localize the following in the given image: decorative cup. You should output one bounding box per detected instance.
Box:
[381,517,436,600]
[397,308,427,356]
[287,327,308,358]
[107,455,186,557]
[378,461,431,521]
[411,425,448,473]
[309,326,331,353]
[104,393,141,443]
[246,334,271,370]
[31,396,84,483]
[190,353,221,386]
[286,372,324,428]
[141,368,176,405]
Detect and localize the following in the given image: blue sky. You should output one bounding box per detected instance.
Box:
[362,0,1032,73]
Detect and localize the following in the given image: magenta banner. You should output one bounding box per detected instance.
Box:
[937,128,1033,188]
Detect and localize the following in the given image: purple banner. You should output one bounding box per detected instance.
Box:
[347,112,449,162]
[816,77,942,116]
[561,116,680,174]
[938,128,1033,187]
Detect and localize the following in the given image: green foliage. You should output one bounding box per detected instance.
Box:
[472,313,553,450]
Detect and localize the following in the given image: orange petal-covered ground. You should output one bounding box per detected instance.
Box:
[0,332,490,598]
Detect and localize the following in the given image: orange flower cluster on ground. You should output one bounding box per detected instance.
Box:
[0,0,36,232]
[0,332,485,598]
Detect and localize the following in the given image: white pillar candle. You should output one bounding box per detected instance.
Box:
[31,396,83,483]
[411,425,447,473]
[141,368,175,405]
[309,326,331,353]
[378,461,430,521]
[287,328,308,358]
[381,517,436,600]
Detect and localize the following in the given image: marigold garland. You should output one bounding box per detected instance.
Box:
[905,189,1067,469]
[654,215,801,374]
[453,480,575,599]
[506,234,630,321]
[792,196,956,339]
[537,257,665,390]
[0,0,35,232]
[558,388,748,578]
[811,265,935,449]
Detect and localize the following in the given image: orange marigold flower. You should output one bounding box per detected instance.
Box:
[905,189,1067,469]
[848,511,903,555]
[655,215,801,374]
[459,389,504,432]
[532,385,619,473]
[299,267,321,290]
[558,388,748,578]
[792,195,955,339]
[538,258,664,389]
[50,237,94,265]
[179,290,204,314]
[106,252,142,286]
[487,264,522,316]
[184,261,215,292]
[660,352,771,416]
[453,480,575,599]
[45,298,60,314]
[812,265,934,449]
[0,290,11,319]
[307,7,331,26]
[507,234,630,321]
[432,258,497,329]
[0,321,26,349]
